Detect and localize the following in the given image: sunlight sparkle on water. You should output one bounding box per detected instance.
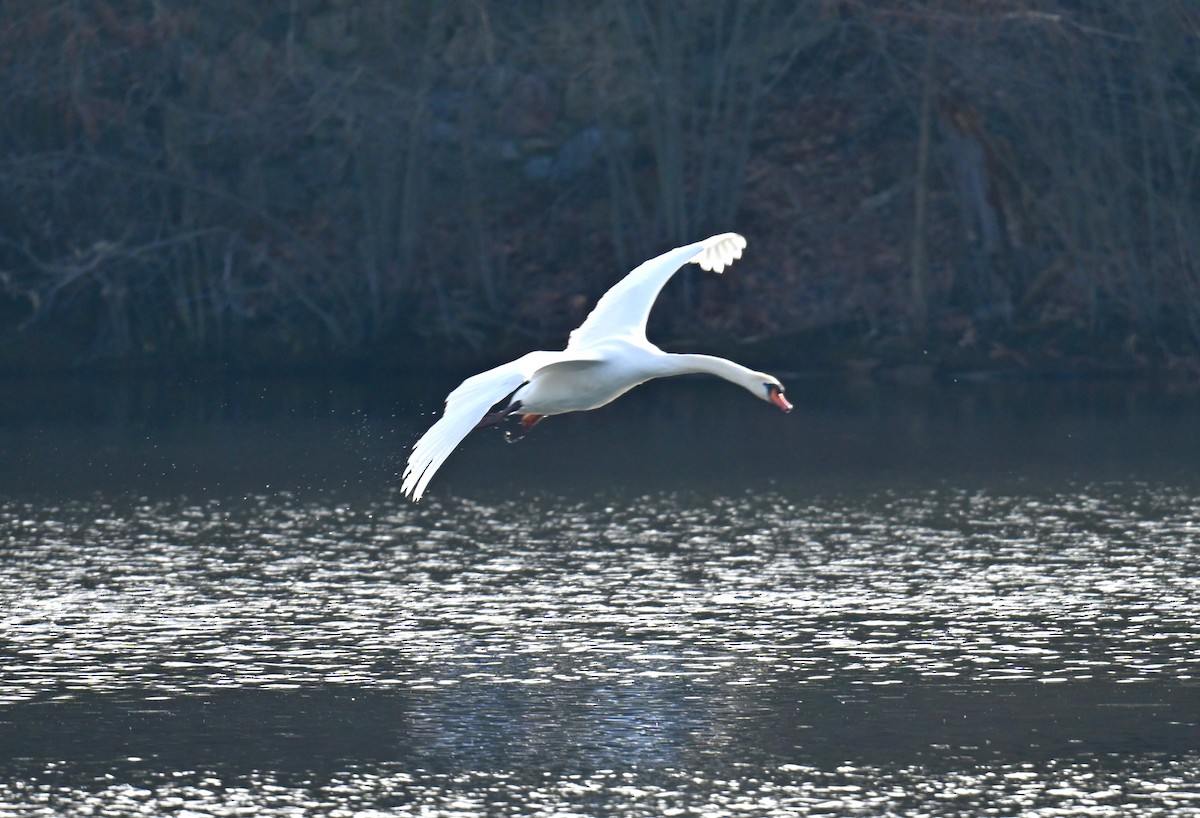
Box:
[2,481,1199,816]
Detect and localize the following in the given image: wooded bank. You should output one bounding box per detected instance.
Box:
[3,1,1199,377]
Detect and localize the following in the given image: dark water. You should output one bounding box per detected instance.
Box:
[1,375,1199,816]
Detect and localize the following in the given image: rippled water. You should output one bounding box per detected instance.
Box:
[1,377,1198,816]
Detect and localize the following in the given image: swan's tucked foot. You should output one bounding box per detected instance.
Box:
[475,403,522,430]
[520,413,544,429]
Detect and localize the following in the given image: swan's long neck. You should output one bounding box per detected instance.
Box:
[660,353,766,395]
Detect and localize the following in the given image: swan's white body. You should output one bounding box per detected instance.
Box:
[402,233,791,501]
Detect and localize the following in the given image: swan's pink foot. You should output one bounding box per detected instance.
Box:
[520,414,544,429]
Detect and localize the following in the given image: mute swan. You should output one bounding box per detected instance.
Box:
[402,233,791,501]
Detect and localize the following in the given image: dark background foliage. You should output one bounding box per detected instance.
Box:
[2,0,1199,376]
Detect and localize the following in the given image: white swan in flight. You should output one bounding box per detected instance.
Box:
[402,233,791,501]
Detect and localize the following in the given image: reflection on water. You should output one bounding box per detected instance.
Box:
[0,377,1199,815]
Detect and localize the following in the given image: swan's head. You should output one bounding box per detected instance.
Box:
[760,377,792,413]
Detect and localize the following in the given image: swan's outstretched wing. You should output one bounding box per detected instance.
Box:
[567,233,746,350]
[402,351,553,501]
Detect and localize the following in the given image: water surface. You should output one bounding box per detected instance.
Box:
[1,376,1198,815]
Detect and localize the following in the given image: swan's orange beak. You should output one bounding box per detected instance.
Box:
[769,386,793,413]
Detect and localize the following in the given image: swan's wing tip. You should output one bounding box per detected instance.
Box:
[400,470,424,502]
[692,233,747,274]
